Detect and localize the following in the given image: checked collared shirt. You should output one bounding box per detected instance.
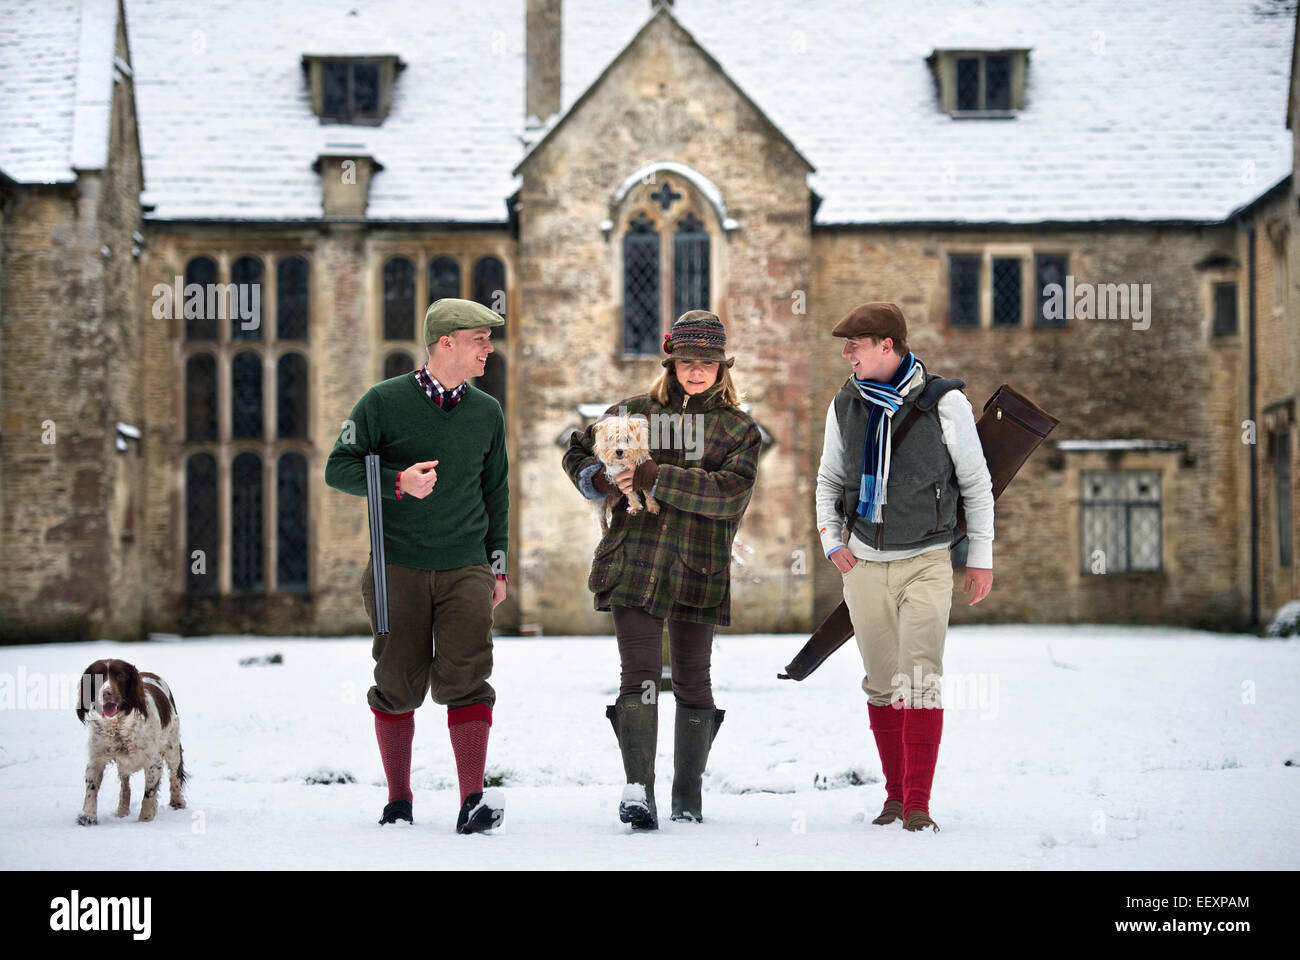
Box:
[414,364,467,411]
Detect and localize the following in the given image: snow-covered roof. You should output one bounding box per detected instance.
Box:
[596,0,1294,224]
[29,0,1292,223]
[123,0,524,221]
[0,0,119,184]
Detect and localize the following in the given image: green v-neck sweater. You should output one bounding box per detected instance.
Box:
[325,373,509,573]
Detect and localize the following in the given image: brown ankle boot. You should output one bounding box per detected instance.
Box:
[903,808,940,832]
[871,799,903,825]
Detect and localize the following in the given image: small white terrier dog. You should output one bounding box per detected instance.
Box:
[592,412,660,535]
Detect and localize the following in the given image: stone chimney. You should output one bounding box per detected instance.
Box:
[314,149,383,218]
[525,0,562,130]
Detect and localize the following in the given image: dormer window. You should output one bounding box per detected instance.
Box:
[302,55,404,124]
[324,60,379,119]
[931,49,1028,117]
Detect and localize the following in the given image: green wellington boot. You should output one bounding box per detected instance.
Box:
[606,695,659,830]
[670,706,725,823]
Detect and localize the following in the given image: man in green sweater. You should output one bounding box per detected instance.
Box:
[325,298,509,833]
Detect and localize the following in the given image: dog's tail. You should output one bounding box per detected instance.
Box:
[177,745,188,786]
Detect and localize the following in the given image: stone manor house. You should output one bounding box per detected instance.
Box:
[1,0,1297,641]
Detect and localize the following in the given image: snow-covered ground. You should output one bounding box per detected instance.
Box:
[1,625,1297,870]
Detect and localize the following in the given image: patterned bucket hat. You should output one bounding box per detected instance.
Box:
[661,310,734,368]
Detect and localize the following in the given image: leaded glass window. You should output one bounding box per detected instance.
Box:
[185,353,218,442]
[184,256,218,341]
[276,453,308,590]
[673,212,710,319]
[949,255,980,327]
[429,256,461,304]
[954,53,1014,113]
[276,353,307,439]
[956,57,980,112]
[231,452,264,591]
[383,257,415,341]
[623,212,661,355]
[1080,471,1162,573]
[1035,254,1069,327]
[992,257,1022,327]
[1213,282,1238,336]
[230,255,264,341]
[185,453,218,595]
[985,55,1011,110]
[277,256,309,340]
[472,256,506,340]
[231,350,263,439]
[322,60,380,121]
[384,351,415,380]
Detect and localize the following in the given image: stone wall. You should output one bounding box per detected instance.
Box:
[810,224,1249,629]
[514,11,817,634]
[0,12,144,642]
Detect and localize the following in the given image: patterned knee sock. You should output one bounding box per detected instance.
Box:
[448,704,492,804]
[902,706,944,816]
[868,701,906,804]
[372,707,414,803]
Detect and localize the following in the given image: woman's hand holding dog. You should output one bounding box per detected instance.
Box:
[592,470,622,496]
[399,460,439,499]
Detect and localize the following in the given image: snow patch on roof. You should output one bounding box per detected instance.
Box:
[125,0,524,221]
[70,0,118,171]
[0,0,83,183]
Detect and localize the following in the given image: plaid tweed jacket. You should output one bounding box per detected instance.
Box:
[562,379,763,625]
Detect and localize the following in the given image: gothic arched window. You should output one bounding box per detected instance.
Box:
[429,256,461,305]
[673,211,710,319]
[276,353,307,439]
[184,256,218,341]
[622,211,661,355]
[276,452,308,590]
[185,452,218,595]
[231,452,264,591]
[384,351,416,380]
[231,350,263,439]
[230,255,264,341]
[472,256,507,339]
[185,353,218,442]
[277,256,309,340]
[383,257,415,341]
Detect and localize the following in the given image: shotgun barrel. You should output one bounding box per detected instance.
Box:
[364,452,390,637]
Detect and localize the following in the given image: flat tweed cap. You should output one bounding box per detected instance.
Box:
[832,302,908,343]
[424,298,504,345]
[661,309,734,367]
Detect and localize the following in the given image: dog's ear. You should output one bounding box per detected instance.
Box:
[116,661,149,720]
[77,660,106,724]
[629,414,650,425]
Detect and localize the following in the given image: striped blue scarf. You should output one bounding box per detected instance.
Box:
[852,353,922,522]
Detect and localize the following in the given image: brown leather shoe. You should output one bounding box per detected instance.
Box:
[871,799,903,825]
[903,808,941,832]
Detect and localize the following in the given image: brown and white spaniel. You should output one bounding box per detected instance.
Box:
[75,658,186,825]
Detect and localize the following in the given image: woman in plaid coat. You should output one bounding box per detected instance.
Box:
[562,311,762,830]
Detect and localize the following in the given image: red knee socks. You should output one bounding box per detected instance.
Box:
[902,706,944,816]
[372,707,414,803]
[448,704,492,804]
[868,701,906,805]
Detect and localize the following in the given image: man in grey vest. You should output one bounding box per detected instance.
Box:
[815,302,994,833]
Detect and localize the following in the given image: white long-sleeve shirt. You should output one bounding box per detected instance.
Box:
[816,388,995,569]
